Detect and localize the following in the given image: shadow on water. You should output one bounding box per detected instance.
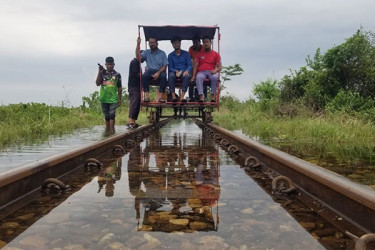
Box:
[1,120,355,249]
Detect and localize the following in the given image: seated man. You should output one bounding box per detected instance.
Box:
[168,36,192,102]
[136,36,168,102]
[191,36,222,102]
[188,36,206,101]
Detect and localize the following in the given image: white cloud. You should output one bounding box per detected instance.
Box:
[1,0,375,106]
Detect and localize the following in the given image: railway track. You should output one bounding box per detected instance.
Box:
[195,119,375,249]
[0,118,374,249]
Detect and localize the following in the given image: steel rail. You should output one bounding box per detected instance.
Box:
[0,120,169,220]
[198,121,375,236]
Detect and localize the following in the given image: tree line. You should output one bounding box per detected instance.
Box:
[253,28,375,120]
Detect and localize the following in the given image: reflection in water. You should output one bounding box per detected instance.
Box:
[97,157,122,197]
[128,129,220,232]
[2,120,330,249]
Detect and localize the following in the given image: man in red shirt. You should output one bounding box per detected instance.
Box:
[188,36,205,66]
[188,37,206,101]
[191,36,222,102]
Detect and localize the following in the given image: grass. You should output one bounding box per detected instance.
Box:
[2,99,375,166]
[213,98,375,168]
[0,103,103,148]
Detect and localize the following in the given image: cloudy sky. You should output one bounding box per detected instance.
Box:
[1,0,375,106]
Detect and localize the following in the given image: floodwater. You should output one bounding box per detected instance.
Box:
[0,120,353,249]
[229,129,375,188]
[0,126,127,173]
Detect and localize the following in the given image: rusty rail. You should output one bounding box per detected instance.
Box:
[0,120,169,220]
[196,120,375,237]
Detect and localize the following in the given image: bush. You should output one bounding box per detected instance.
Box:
[326,89,374,113]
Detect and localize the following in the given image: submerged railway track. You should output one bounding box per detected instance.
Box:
[0,118,374,249]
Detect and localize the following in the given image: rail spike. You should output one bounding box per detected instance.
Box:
[135,135,144,143]
[220,139,229,147]
[113,144,125,156]
[85,158,103,169]
[41,178,69,193]
[272,175,296,194]
[213,133,221,141]
[228,145,239,155]
[244,156,262,169]
[125,139,136,148]
[355,233,375,250]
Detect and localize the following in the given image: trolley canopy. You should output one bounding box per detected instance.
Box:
[141,25,218,41]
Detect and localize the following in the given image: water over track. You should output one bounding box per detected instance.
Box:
[1,118,374,249]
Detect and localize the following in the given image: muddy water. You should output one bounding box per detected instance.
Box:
[1,120,353,249]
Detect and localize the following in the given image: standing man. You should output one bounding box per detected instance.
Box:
[136,37,168,103]
[126,54,143,128]
[168,36,192,102]
[188,36,206,101]
[191,36,222,102]
[96,56,122,133]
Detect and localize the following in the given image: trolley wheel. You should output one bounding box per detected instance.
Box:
[149,110,156,123]
[203,111,213,123]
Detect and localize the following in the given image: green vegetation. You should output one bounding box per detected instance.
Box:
[0,91,149,148]
[0,103,101,147]
[215,97,375,156]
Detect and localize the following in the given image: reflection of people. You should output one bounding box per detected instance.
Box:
[191,36,222,103]
[136,37,168,103]
[195,155,219,206]
[127,146,144,219]
[168,36,192,102]
[95,57,122,133]
[97,158,122,197]
[126,55,143,129]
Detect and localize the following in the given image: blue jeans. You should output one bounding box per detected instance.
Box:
[142,69,167,93]
[168,72,191,93]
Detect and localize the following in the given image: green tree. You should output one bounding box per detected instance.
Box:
[253,78,280,101]
[253,79,280,111]
[81,88,130,113]
[323,29,375,99]
[81,91,101,113]
[220,64,244,90]
[278,28,375,113]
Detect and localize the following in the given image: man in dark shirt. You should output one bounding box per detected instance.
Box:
[126,55,143,128]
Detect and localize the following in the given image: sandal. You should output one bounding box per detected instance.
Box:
[158,98,166,103]
[144,97,150,102]
[126,123,135,129]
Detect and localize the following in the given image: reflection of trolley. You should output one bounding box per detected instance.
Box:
[129,133,220,232]
[137,25,221,123]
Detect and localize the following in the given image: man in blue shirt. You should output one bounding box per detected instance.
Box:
[168,36,192,102]
[136,37,168,103]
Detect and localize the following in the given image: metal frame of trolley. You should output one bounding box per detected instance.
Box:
[137,25,221,123]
